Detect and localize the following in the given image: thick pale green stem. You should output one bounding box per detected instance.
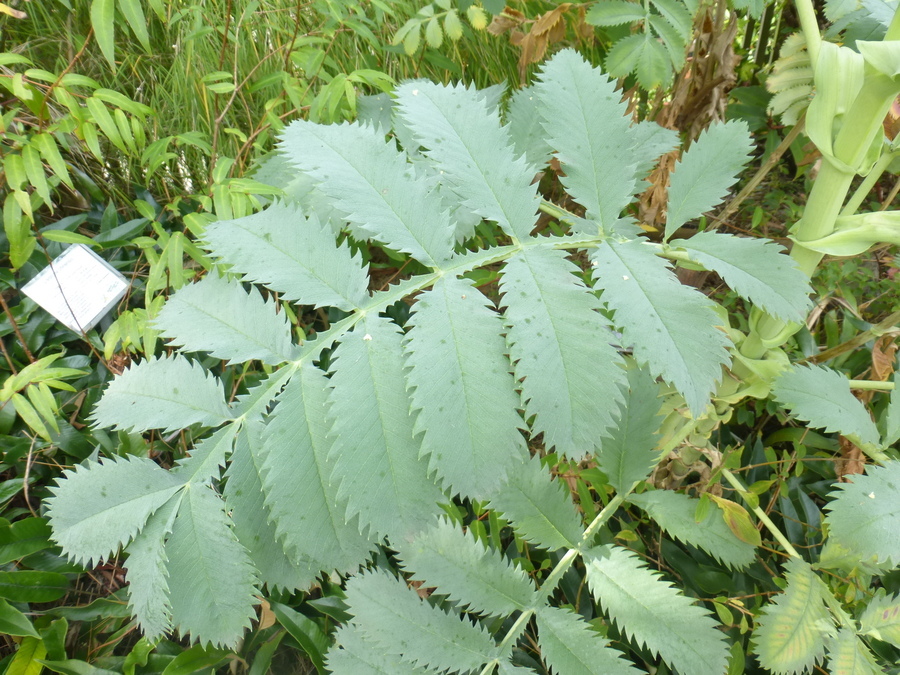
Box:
[721,468,802,559]
[842,151,898,217]
[794,0,821,65]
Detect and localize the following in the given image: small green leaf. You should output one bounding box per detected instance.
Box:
[0,570,69,603]
[859,590,900,647]
[90,0,116,69]
[708,495,762,547]
[0,598,40,637]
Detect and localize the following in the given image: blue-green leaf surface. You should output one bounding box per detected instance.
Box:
[327,622,432,675]
[536,605,640,675]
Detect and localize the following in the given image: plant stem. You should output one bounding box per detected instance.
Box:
[842,151,898,217]
[793,0,821,65]
[849,379,895,391]
[721,468,802,559]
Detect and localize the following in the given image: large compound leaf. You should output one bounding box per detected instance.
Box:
[827,628,881,675]
[591,239,730,415]
[91,355,232,433]
[773,365,881,446]
[345,569,500,673]
[675,232,812,322]
[536,605,640,675]
[280,121,453,267]
[488,456,583,552]
[203,203,369,311]
[397,519,539,617]
[664,121,754,240]
[752,558,831,675]
[155,274,298,365]
[47,455,183,566]
[597,365,663,492]
[824,462,900,567]
[259,365,374,572]
[404,275,527,498]
[859,590,900,646]
[166,484,258,648]
[585,545,729,675]
[628,490,756,569]
[534,49,636,231]
[500,247,625,457]
[394,81,539,242]
[328,314,446,541]
[327,623,432,675]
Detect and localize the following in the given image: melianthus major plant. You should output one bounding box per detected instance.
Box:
[46,41,900,675]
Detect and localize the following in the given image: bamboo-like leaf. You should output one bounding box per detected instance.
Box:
[346,569,499,673]
[824,462,900,567]
[500,247,625,457]
[773,365,881,446]
[327,622,432,675]
[826,628,881,675]
[585,545,729,675]
[404,275,528,498]
[90,0,116,69]
[534,50,637,232]
[664,121,754,240]
[675,231,812,322]
[628,490,756,568]
[328,314,446,541]
[203,202,369,311]
[752,558,831,675]
[91,355,232,433]
[591,239,730,415]
[118,0,152,52]
[155,274,298,365]
[280,120,454,266]
[47,455,184,567]
[394,81,540,241]
[536,605,641,675]
[397,519,539,617]
[859,589,900,647]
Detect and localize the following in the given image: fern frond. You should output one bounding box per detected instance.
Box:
[773,365,881,446]
[585,544,730,675]
[404,275,527,498]
[394,81,540,241]
[488,456,584,551]
[536,605,641,675]
[500,247,625,457]
[506,85,553,170]
[826,628,882,675]
[534,50,637,232]
[47,455,184,567]
[154,274,298,365]
[345,569,500,673]
[259,365,375,572]
[328,314,446,541]
[859,589,900,647]
[675,232,812,322]
[628,490,757,569]
[664,121,754,240]
[90,355,232,433]
[591,239,730,415]
[597,365,663,492]
[752,558,831,675]
[166,484,258,648]
[203,202,369,311]
[397,518,539,617]
[824,462,900,567]
[280,121,454,267]
[327,623,432,675]
[170,425,236,484]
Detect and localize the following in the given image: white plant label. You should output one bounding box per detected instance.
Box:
[21,244,129,333]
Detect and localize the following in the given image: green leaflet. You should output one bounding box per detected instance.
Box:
[535,605,640,675]
[488,455,584,552]
[605,33,672,90]
[859,590,900,646]
[259,365,375,572]
[224,424,316,592]
[154,274,298,365]
[344,569,500,673]
[394,81,540,242]
[170,425,236,484]
[674,231,813,323]
[826,628,882,675]
[47,455,183,567]
[280,120,454,266]
[584,545,729,675]
[500,247,625,457]
[772,364,881,447]
[824,462,900,567]
[534,50,637,232]
[627,490,756,569]
[396,519,539,617]
[166,483,258,648]
[404,275,528,499]
[585,0,646,25]
[664,121,754,240]
[591,239,730,415]
[328,314,446,541]
[327,622,432,675]
[506,85,553,170]
[90,355,232,434]
[203,202,369,311]
[597,365,663,493]
[630,120,679,180]
[752,558,831,675]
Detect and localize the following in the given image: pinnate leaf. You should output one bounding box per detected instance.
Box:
[536,605,640,675]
